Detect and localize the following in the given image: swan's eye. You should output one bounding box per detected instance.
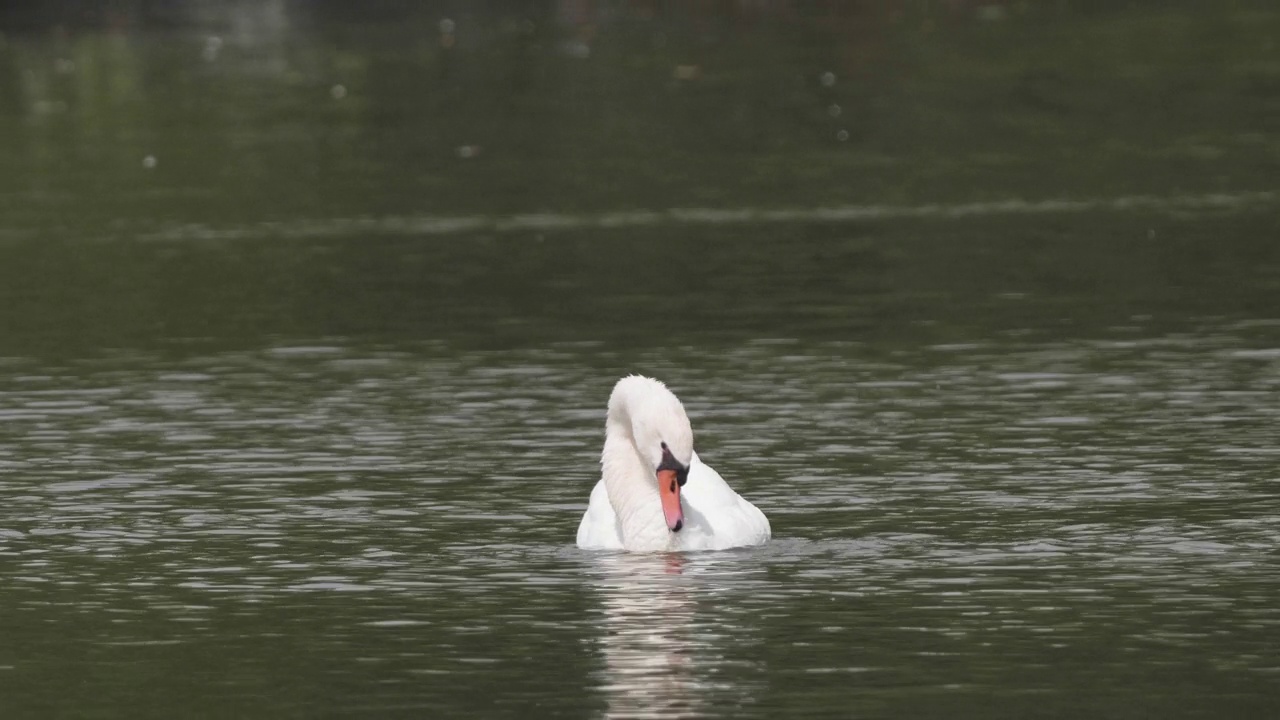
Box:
[658,444,689,486]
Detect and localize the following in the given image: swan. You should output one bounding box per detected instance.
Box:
[576,375,771,552]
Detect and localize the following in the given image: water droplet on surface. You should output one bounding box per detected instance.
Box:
[439,18,457,48]
[142,155,157,169]
[55,58,75,74]
[673,65,700,81]
[828,103,842,117]
[977,5,1008,22]
[836,130,849,142]
[559,40,590,59]
[34,99,68,115]
[330,84,347,100]
[820,71,836,87]
[456,145,480,159]
[202,36,222,62]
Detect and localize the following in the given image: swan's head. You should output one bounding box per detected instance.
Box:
[608,375,694,533]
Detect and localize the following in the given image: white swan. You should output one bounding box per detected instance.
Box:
[576,375,771,552]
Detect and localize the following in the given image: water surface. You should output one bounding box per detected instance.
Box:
[2,2,1280,717]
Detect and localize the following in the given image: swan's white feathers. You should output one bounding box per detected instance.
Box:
[607,375,693,470]
[575,478,624,550]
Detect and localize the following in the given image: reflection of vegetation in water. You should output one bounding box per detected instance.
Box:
[0,1,1276,231]
[3,211,1278,357]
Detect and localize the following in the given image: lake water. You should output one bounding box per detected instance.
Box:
[2,2,1280,718]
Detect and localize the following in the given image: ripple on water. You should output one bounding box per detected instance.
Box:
[0,330,1278,715]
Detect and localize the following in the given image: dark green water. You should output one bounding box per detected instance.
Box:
[2,3,1279,718]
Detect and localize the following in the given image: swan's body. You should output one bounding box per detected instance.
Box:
[576,376,770,552]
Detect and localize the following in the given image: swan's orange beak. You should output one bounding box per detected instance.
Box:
[657,468,684,532]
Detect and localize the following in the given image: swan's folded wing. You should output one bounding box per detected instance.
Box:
[576,479,624,550]
[684,453,771,549]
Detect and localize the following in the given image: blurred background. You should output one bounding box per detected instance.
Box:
[1,0,1278,352]
[1,2,1279,719]
[3,0,1278,222]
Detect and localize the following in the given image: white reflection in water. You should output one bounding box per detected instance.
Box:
[586,553,720,720]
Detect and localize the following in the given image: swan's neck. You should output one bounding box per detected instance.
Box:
[602,418,673,552]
